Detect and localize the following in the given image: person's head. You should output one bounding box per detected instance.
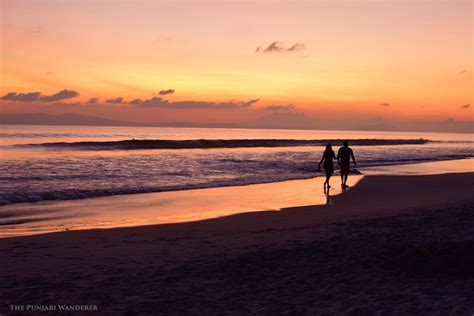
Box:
[325,143,332,152]
[343,140,349,147]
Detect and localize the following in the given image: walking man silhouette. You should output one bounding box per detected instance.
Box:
[337,140,356,188]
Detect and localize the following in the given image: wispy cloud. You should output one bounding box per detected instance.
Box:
[1,89,79,102]
[158,89,175,96]
[129,97,259,109]
[459,104,470,109]
[456,70,466,75]
[287,43,306,52]
[87,98,99,104]
[379,103,391,107]
[265,104,295,111]
[256,42,306,53]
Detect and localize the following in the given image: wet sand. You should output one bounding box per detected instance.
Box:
[0,172,473,314]
[2,158,472,238]
[0,175,363,238]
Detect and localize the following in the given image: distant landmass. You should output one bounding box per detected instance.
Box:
[1,113,472,133]
[0,113,129,126]
[0,113,237,129]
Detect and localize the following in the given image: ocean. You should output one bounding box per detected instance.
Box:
[1,124,473,206]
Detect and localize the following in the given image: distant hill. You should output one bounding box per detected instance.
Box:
[353,123,400,132]
[0,113,133,126]
[0,113,237,129]
[1,113,471,134]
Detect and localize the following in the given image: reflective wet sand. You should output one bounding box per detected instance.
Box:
[1,158,472,238]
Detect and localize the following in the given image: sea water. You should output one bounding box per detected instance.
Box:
[1,125,473,206]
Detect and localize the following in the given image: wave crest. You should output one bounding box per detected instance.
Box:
[15,138,429,150]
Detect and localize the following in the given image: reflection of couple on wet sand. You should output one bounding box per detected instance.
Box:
[317,140,357,189]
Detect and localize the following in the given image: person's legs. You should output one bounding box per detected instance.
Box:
[326,174,331,188]
[341,164,350,187]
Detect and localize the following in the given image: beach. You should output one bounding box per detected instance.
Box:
[2,0,473,313]
[1,171,473,314]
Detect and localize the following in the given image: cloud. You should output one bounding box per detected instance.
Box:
[459,104,470,109]
[1,88,259,111]
[129,97,259,109]
[158,89,175,96]
[287,43,306,52]
[1,89,80,103]
[256,42,284,53]
[1,89,79,103]
[256,42,306,53]
[241,99,260,107]
[105,97,125,104]
[265,104,295,111]
[38,89,79,102]
[456,70,466,75]
[1,92,41,102]
[379,103,391,107]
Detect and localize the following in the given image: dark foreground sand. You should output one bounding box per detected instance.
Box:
[1,173,473,315]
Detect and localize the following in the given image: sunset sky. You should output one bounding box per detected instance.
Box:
[1,0,472,131]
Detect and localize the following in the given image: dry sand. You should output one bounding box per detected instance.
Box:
[1,172,473,315]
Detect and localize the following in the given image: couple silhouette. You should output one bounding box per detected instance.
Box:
[317,140,357,189]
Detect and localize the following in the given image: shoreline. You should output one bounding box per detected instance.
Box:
[0,175,364,238]
[0,172,473,314]
[1,158,472,238]
[2,171,473,241]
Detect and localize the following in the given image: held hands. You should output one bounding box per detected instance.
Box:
[317,164,321,172]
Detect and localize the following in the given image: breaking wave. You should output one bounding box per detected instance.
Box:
[15,138,429,150]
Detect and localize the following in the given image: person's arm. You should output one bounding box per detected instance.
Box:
[317,155,324,170]
[351,149,356,165]
[337,149,341,165]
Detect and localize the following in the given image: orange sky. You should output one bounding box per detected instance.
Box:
[0,0,472,128]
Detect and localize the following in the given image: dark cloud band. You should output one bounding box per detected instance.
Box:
[1,89,79,102]
[129,97,259,109]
